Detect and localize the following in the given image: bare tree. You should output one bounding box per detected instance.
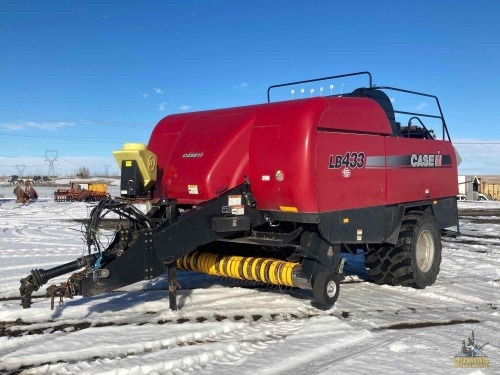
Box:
[77,167,90,178]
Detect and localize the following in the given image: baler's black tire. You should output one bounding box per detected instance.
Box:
[366,212,441,288]
[312,272,340,306]
[365,245,393,285]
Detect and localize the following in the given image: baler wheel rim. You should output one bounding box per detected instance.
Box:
[416,229,435,273]
[312,272,340,307]
[326,279,337,298]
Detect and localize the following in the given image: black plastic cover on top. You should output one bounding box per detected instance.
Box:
[350,88,400,136]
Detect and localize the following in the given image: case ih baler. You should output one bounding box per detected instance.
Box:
[20,72,459,310]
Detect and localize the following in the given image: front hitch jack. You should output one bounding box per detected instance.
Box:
[163,257,180,311]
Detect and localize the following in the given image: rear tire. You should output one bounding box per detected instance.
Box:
[366,212,441,288]
[365,245,393,285]
[313,272,340,306]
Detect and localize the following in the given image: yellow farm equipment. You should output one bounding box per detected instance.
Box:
[54,181,109,202]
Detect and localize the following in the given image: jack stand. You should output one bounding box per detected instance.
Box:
[167,263,178,310]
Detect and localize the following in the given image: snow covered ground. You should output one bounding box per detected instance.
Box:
[0,199,498,374]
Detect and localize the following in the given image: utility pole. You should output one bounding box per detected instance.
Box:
[104,164,111,177]
[45,149,58,177]
[16,164,25,177]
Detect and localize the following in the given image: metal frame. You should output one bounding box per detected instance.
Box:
[267,71,451,142]
[267,71,373,103]
[369,86,451,142]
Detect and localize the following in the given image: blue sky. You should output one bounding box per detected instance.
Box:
[1,0,499,176]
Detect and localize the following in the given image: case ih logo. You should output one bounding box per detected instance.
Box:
[410,153,442,168]
[182,152,204,158]
[363,154,452,169]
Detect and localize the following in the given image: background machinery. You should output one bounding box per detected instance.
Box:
[54,181,109,202]
[13,179,38,204]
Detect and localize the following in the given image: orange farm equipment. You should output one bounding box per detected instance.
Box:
[54,182,109,202]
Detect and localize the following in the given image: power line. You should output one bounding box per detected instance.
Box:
[0,108,153,128]
[59,159,94,166]
[0,145,113,151]
[454,142,500,145]
[1,164,52,168]
[0,133,128,143]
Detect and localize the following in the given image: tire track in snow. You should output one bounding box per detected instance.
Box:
[1,318,306,373]
[1,311,311,339]
[288,332,408,375]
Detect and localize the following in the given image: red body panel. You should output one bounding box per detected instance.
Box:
[147,96,457,211]
[315,132,387,211]
[384,138,458,203]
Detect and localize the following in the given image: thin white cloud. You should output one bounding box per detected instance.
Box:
[233,82,249,89]
[390,97,396,103]
[179,105,191,111]
[142,92,149,98]
[415,102,429,110]
[2,124,24,131]
[27,121,74,131]
[158,102,167,111]
[153,88,163,94]
[1,121,74,132]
